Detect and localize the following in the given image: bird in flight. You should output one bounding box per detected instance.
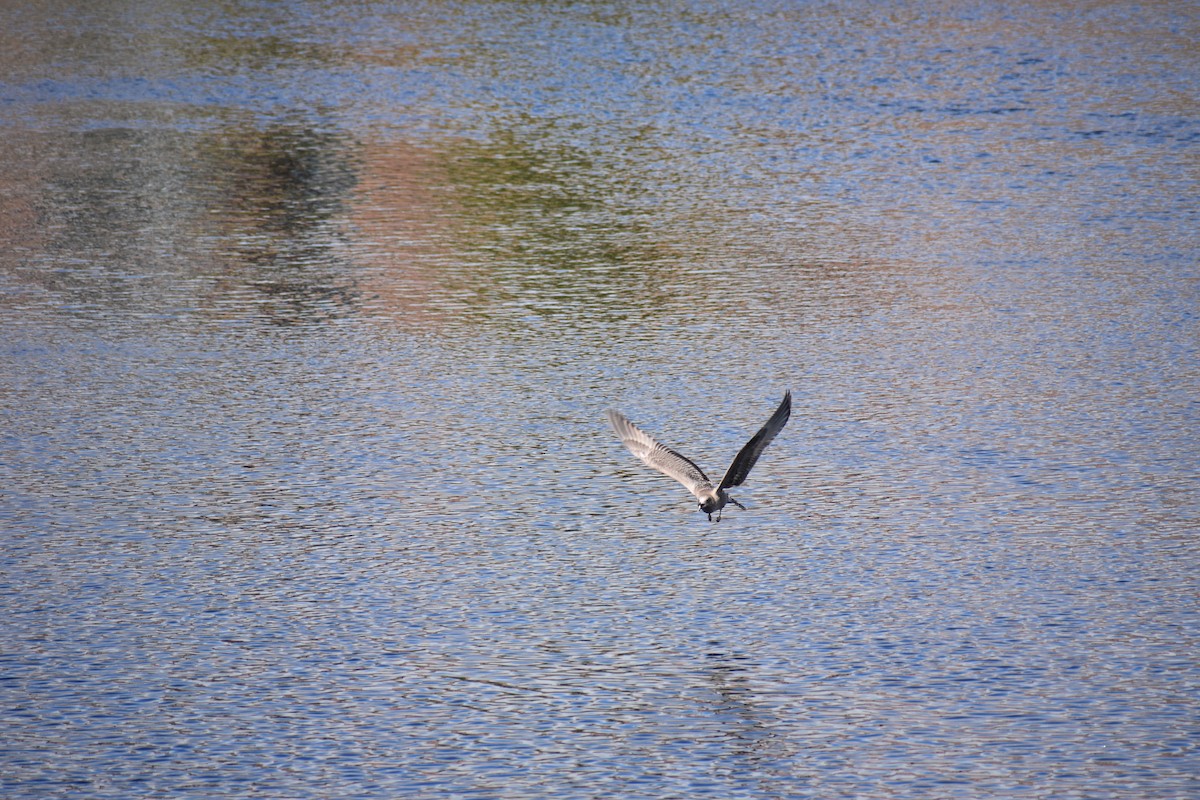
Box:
[605,391,792,521]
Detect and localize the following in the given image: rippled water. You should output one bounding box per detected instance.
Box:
[2,1,1198,798]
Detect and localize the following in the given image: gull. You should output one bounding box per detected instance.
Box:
[606,391,792,521]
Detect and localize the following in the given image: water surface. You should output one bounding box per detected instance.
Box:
[2,1,1198,798]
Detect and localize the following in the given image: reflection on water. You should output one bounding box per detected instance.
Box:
[1,123,364,326]
[202,124,361,325]
[2,1,1198,798]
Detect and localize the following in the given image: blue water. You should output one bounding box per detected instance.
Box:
[2,1,1198,798]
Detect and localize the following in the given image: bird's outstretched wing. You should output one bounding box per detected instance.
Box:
[718,391,791,490]
[606,409,713,497]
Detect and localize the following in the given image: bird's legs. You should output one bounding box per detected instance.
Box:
[711,497,746,522]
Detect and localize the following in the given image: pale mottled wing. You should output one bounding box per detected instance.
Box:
[718,390,792,490]
[606,409,713,498]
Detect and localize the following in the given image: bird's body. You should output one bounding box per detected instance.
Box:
[606,391,792,520]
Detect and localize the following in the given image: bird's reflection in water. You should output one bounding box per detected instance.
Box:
[701,645,800,792]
